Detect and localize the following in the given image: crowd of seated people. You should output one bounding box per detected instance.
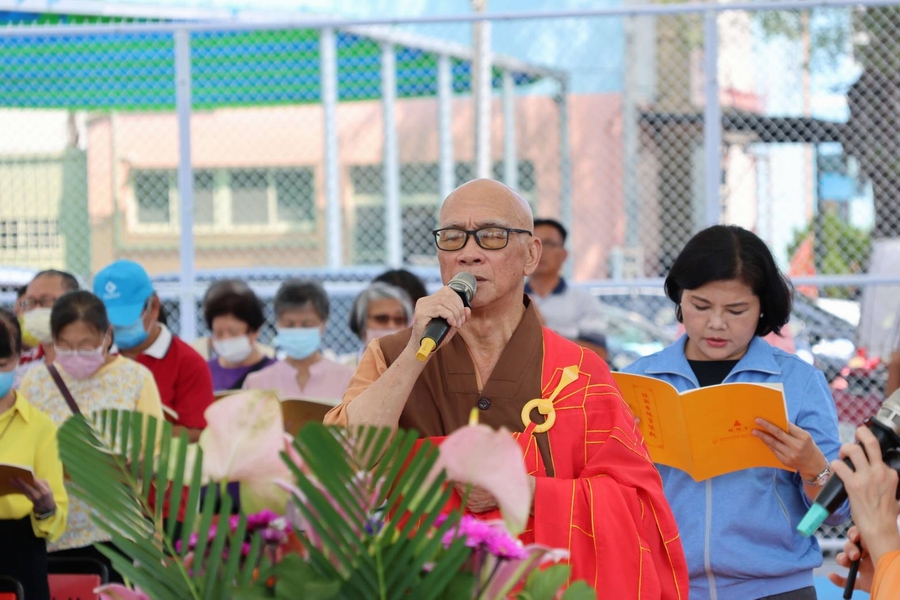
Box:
[0,259,429,588]
[3,208,890,599]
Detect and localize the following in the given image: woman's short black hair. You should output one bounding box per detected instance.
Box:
[373,269,428,305]
[202,278,251,308]
[51,291,111,339]
[0,307,22,359]
[274,279,330,322]
[204,288,266,332]
[664,225,793,336]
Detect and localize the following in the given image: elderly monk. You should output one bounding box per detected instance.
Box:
[325,179,688,597]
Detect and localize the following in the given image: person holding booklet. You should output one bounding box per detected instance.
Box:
[624,224,849,600]
[0,307,67,600]
[20,290,163,583]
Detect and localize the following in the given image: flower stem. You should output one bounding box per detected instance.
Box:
[475,558,504,600]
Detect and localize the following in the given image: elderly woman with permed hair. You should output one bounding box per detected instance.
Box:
[348,282,414,348]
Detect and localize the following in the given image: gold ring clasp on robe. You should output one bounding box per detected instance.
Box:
[521,398,557,433]
[520,365,579,434]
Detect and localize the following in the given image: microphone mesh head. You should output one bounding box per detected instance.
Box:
[877,388,900,437]
[448,272,477,302]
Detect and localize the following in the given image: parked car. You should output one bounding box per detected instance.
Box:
[593,302,676,371]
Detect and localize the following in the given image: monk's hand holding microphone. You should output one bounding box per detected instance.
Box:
[415,272,477,362]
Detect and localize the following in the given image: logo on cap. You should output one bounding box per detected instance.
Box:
[103,280,121,300]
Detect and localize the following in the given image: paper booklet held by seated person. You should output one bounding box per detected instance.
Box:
[0,463,35,497]
[612,372,791,481]
[280,397,336,436]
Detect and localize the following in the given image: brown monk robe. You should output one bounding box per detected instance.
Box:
[329,299,552,471]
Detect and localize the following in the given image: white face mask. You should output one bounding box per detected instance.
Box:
[212,335,254,364]
[364,328,401,345]
[23,307,53,344]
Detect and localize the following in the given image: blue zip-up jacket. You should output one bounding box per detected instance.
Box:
[625,335,850,600]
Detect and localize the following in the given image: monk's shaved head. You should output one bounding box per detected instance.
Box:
[440,179,533,230]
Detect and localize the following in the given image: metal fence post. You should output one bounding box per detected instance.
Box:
[473,4,492,179]
[502,70,518,191]
[703,10,722,229]
[438,53,455,202]
[174,29,196,341]
[321,27,342,269]
[382,42,402,267]
[557,76,572,279]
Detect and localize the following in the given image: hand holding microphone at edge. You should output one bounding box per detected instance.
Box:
[826,425,900,597]
[798,389,900,537]
[413,272,477,362]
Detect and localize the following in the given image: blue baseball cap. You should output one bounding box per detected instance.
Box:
[93,260,155,326]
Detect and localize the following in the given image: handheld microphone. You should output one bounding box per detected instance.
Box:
[415,272,477,362]
[841,448,900,599]
[797,388,900,536]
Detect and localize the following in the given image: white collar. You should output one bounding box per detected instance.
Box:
[143,323,173,359]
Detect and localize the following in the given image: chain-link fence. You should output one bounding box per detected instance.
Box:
[4,0,900,546]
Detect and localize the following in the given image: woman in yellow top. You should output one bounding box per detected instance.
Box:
[20,290,163,583]
[829,425,900,599]
[0,306,67,600]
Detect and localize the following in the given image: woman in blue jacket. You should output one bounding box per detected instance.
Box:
[625,224,849,600]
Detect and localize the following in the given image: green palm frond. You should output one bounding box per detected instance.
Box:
[58,412,483,599]
[281,423,473,600]
[57,410,268,599]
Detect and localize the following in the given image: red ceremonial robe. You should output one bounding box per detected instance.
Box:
[327,300,688,598]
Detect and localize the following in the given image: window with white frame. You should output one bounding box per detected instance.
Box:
[131,167,316,230]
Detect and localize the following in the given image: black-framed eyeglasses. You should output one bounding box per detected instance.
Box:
[432,227,533,251]
[19,296,56,311]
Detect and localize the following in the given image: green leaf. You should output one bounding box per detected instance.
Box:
[560,580,596,600]
[237,534,264,589]
[286,423,474,599]
[273,554,341,600]
[57,410,249,599]
[436,571,476,600]
[523,564,571,600]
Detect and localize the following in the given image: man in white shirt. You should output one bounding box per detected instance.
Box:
[525,218,608,359]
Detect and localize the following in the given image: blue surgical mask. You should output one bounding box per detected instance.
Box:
[0,369,14,398]
[274,327,321,360]
[114,318,148,350]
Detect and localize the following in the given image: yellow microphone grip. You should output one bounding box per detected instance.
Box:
[416,337,437,362]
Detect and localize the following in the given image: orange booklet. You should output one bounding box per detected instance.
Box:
[0,462,35,496]
[612,372,791,481]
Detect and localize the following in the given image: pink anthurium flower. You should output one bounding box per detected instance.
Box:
[97,584,151,600]
[431,421,532,536]
[199,390,291,514]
